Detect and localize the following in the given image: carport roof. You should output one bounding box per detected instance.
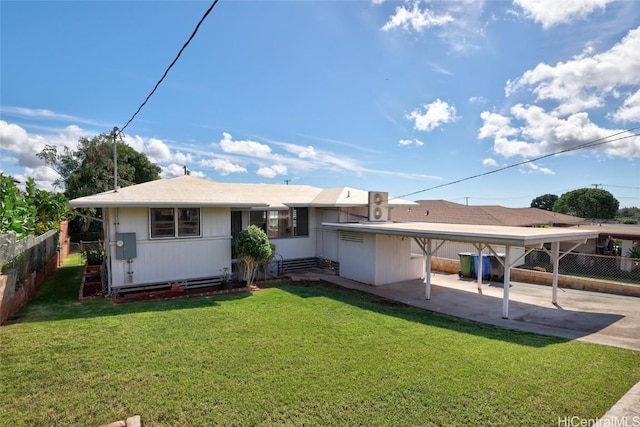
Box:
[321,221,600,247]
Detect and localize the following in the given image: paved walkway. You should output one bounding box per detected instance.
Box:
[305,272,640,424]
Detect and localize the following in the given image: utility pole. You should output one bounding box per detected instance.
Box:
[284,179,291,185]
[112,127,119,192]
[465,197,469,206]
[592,184,602,189]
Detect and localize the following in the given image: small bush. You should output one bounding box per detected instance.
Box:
[83,247,104,265]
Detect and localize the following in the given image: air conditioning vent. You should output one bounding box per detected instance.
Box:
[340,231,364,243]
[368,191,388,222]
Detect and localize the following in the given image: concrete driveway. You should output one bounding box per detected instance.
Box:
[309,271,640,422]
[317,272,640,352]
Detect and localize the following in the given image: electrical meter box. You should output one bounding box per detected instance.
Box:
[115,233,137,259]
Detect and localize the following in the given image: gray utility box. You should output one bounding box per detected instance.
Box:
[115,233,137,260]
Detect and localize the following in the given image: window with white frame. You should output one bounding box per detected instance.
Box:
[150,208,201,239]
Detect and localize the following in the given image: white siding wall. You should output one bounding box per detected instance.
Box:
[374,234,423,285]
[106,207,231,289]
[338,232,376,284]
[316,208,340,261]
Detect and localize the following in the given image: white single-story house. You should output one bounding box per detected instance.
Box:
[69,176,601,318]
[68,176,421,294]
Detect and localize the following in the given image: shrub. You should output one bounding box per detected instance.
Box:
[236,225,273,287]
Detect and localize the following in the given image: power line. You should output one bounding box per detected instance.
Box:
[392,127,640,201]
[118,0,220,135]
[601,184,640,190]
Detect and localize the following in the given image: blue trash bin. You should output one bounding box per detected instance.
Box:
[472,254,491,280]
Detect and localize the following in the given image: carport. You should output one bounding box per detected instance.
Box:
[322,222,600,318]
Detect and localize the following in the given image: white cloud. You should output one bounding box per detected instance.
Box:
[256,164,288,179]
[407,99,458,132]
[200,158,247,176]
[378,1,486,52]
[219,132,272,156]
[145,138,172,163]
[521,162,555,175]
[398,138,424,147]
[122,134,190,165]
[469,96,487,105]
[161,163,206,179]
[279,143,317,159]
[0,120,29,153]
[0,120,85,168]
[429,63,453,76]
[382,2,454,32]
[506,26,640,116]
[0,106,107,127]
[172,151,194,164]
[484,26,640,161]
[482,158,498,167]
[479,104,640,159]
[611,89,640,122]
[514,0,611,29]
[15,166,63,192]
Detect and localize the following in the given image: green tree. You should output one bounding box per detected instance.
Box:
[627,244,640,259]
[0,175,69,238]
[236,225,274,287]
[617,206,640,224]
[553,188,619,219]
[37,132,161,199]
[530,194,558,211]
[38,133,161,233]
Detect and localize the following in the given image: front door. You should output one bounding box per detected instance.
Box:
[231,211,242,259]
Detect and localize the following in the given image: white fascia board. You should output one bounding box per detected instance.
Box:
[321,222,600,247]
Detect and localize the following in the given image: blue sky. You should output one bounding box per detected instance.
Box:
[1,0,639,208]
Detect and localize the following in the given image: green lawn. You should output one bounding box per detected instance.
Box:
[1,253,640,427]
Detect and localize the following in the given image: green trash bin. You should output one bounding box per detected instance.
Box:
[458,252,474,278]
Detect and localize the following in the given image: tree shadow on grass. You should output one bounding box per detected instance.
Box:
[261,281,624,349]
[9,261,251,324]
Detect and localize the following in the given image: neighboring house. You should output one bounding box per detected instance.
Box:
[390,200,586,265]
[68,176,419,294]
[390,200,585,227]
[567,223,640,255]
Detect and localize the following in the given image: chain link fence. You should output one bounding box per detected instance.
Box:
[517,248,640,285]
[0,230,59,288]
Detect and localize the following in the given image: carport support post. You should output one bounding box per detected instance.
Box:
[476,244,484,291]
[425,238,432,300]
[551,241,560,305]
[502,245,512,319]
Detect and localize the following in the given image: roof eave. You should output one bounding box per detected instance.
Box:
[68,202,268,209]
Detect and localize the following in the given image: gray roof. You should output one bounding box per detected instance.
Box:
[68,176,417,209]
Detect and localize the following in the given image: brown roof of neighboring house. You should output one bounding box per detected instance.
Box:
[390,200,585,227]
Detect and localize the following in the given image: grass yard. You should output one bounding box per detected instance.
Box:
[1,253,640,426]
